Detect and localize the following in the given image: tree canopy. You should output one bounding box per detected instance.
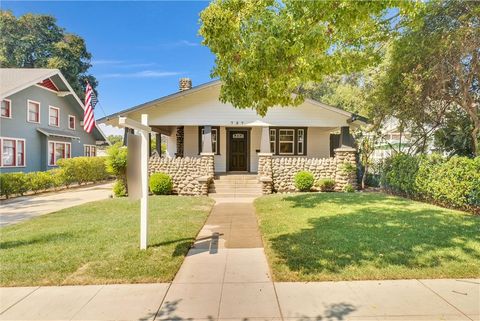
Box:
[0,11,97,98]
[200,0,419,116]
[371,0,479,155]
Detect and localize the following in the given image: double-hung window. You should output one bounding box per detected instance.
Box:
[68,115,76,130]
[1,99,11,118]
[48,141,71,166]
[0,137,25,167]
[49,106,60,127]
[279,129,295,155]
[198,126,220,155]
[297,129,305,155]
[270,129,276,154]
[84,145,96,157]
[270,128,307,156]
[27,100,40,123]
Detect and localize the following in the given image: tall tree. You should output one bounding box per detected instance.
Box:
[373,1,480,155]
[0,11,97,98]
[200,0,419,116]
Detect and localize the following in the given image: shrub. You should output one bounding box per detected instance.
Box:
[343,184,355,193]
[113,179,127,197]
[0,172,28,198]
[57,157,108,185]
[380,154,419,196]
[341,162,357,174]
[26,171,54,194]
[49,169,65,189]
[106,143,127,179]
[294,171,315,192]
[149,172,173,195]
[380,153,480,212]
[316,178,335,192]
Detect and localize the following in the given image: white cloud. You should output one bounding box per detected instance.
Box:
[91,59,125,65]
[99,70,183,79]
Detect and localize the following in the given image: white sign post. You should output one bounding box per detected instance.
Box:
[118,114,152,250]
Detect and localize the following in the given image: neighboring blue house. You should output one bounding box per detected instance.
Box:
[0,68,108,173]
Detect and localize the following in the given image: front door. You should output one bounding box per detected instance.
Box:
[229,130,248,171]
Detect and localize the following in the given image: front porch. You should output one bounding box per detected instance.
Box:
[147,124,358,196]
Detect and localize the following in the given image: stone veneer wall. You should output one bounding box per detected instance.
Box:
[258,147,357,193]
[149,154,214,195]
[175,126,184,158]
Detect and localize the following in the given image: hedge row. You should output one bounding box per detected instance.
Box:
[0,157,110,199]
[381,154,480,213]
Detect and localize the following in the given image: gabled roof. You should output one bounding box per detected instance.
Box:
[0,68,108,142]
[98,79,367,126]
[0,68,60,98]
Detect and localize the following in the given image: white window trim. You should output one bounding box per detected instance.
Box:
[278,129,295,155]
[200,127,219,154]
[0,136,26,168]
[1,99,12,119]
[27,99,41,124]
[68,115,76,130]
[48,140,71,166]
[84,144,97,157]
[297,129,305,155]
[49,106,60,127]
[270,129,276,154]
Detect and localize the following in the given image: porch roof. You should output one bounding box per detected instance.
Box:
[98,80,368,129]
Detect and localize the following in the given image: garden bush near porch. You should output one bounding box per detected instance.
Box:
[0,196,214,286]
[254,192,480,282]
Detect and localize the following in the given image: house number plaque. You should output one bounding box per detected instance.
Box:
[233,133,245,139]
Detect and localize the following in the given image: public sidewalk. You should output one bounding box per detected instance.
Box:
[0,196,479,320]
[0,182,113,227]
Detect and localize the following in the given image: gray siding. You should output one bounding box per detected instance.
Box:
[1,85,98,173]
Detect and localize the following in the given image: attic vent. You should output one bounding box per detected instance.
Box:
[179,78,192,91]
[38,78,59,91]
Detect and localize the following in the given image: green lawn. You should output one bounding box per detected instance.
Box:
[254,192,480,282]
[0,196,214,286]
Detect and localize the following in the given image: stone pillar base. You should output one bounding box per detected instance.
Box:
[258,153,273,194]
[334,147,358,191]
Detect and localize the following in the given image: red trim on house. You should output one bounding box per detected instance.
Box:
[38,78,59,92]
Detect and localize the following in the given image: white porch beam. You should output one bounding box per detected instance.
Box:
[260,126,271,154]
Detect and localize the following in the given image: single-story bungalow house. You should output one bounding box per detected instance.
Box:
[0,68,108,173]
[99,78,365,196]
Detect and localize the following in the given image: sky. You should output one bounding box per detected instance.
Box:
[2,1,215,135]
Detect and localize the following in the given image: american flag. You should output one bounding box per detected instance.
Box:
[84,82,97,133]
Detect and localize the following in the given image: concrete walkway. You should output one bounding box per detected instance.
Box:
[0,196,479,320]
[0,182,112,227]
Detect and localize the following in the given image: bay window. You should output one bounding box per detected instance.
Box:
[27,100,40,123]
[0,137,25,167]
[48,141,71,166]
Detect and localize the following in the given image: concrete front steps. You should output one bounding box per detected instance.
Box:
[209,174,263,199]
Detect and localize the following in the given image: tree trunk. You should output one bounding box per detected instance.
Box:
[361,163,368,189]
[472,125,479,157]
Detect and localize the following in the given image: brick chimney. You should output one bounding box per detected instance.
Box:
[179,78,192,91]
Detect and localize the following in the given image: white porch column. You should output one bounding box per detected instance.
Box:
[202,125,213,153]
[260,126,270,153]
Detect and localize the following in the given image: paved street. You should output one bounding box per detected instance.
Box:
[0,183,113,227]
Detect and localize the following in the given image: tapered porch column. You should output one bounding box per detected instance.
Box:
[200,125,215,179]
[258,126,273,194]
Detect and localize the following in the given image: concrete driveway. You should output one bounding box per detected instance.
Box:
[0,182,113,227]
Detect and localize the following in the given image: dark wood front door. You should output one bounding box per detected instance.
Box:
[229,130,247,171]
